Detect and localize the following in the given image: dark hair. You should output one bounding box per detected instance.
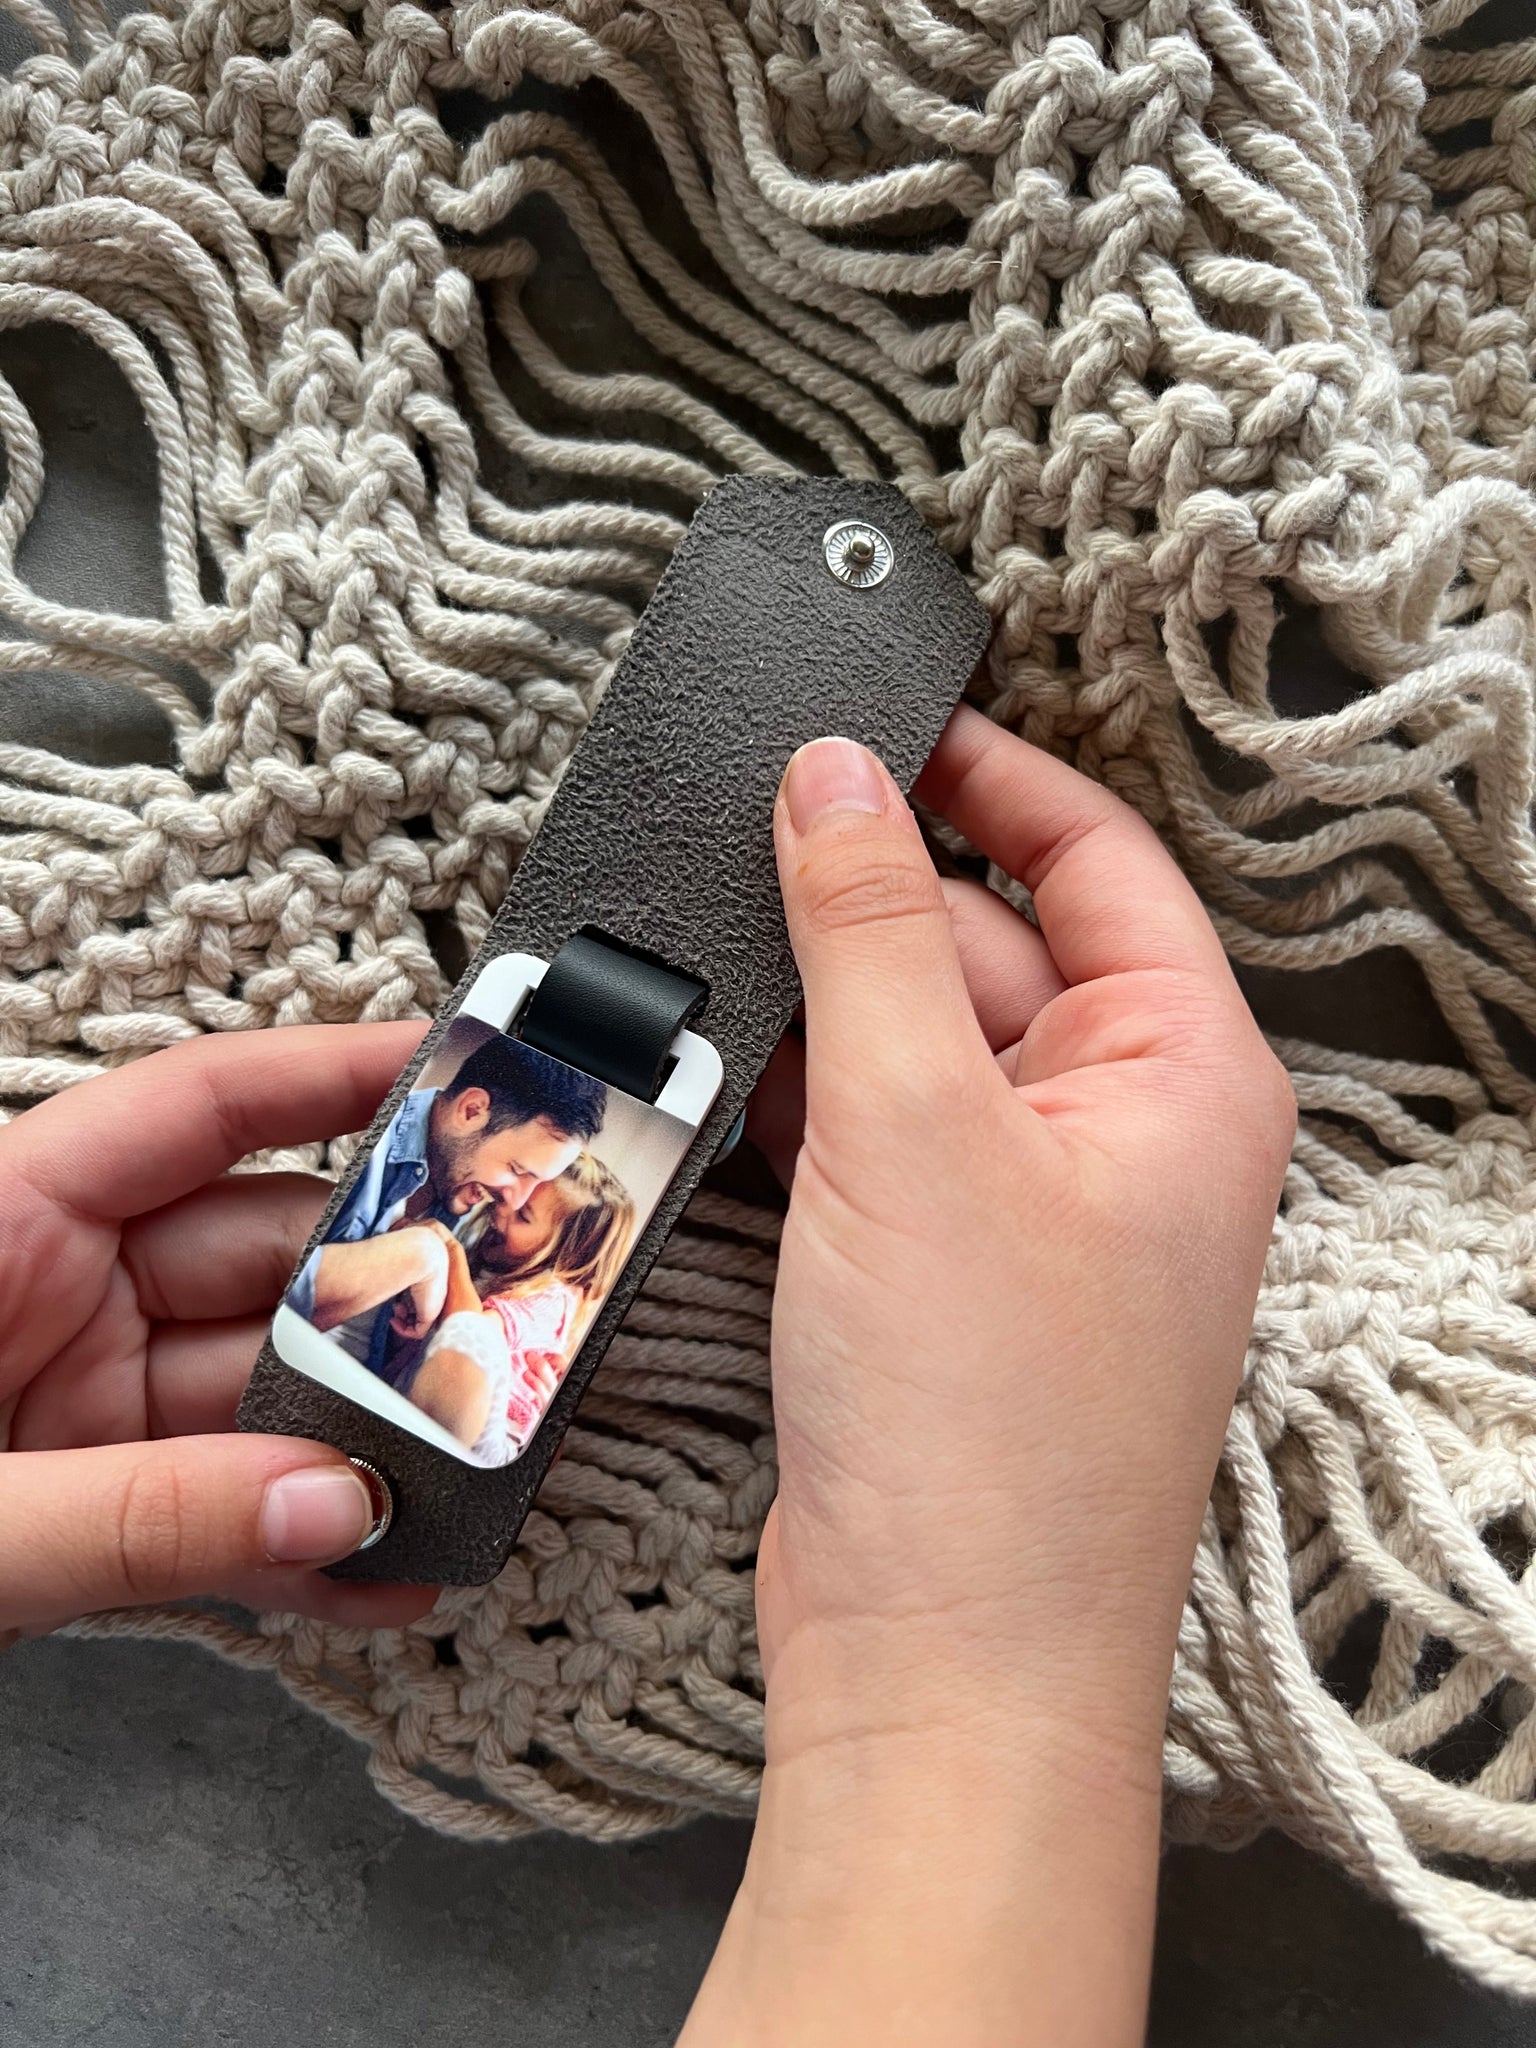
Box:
[446,1033,606,1142]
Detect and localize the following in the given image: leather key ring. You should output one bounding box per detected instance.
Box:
[239,476,989,1584]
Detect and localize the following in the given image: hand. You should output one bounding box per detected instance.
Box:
[525,1350,564,1397]
[389,1295,433,1342]
[440,1232,482,1318]
[0,1025,434,1635]
[385,1227,453,1338]
[686,710,1293,2046]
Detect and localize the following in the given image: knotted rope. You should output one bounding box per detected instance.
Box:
[5,0,1536,1993]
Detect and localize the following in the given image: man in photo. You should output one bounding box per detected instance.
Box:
[286,1034,609,1385]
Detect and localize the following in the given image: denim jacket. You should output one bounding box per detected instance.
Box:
[287,1086,453,1383]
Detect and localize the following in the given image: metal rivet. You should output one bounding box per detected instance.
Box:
[347,1457,395,1550]
[823,519,894,589]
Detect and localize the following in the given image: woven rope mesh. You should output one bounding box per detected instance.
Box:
[5,0,1536,1991]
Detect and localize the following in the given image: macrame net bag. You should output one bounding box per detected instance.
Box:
[3,0,1536,1992]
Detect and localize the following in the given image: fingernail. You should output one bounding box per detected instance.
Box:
[261,1465,375,1564]
[782,738,887,835]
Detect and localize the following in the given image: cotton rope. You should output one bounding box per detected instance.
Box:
[2,0,1536,1994]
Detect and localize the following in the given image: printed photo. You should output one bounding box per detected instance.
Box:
[275,994,699,1468]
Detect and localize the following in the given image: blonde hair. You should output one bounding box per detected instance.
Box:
[496,1153,636,1303]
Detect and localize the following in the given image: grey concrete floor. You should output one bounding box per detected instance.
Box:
[4,1629,1531,2047]
[1,1634,748,2047]
[3,22,1536,2040]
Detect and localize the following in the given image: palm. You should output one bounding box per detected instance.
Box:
[4,1221,153,1450]
[2,1177,324,1454]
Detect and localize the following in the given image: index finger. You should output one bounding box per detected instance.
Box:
[915,707,1232,989]
[1,1022,424,1222]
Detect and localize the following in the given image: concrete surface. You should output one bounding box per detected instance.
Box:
[2,1635,748,2048]
[3,15,1535,2039]
[4,1630,1532,2047]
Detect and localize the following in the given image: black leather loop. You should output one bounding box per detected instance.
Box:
[519,932,706,1101]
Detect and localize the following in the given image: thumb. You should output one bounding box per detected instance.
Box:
[0,1436,386,1630]
[775,738,988,1121]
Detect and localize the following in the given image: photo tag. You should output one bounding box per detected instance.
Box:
[271,954,722,1469]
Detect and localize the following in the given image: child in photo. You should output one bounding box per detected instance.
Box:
[399,1154,637,1467]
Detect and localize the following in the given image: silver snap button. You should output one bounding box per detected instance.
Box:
[712,1107,747,1164]
[347,1457,396,1550]
[823,519,894,589]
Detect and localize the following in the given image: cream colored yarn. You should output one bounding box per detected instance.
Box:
[5,0,1536,1996]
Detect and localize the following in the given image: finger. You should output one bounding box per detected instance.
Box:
[122,1173,332,1323]
[218,1570,437,1630]
[916,708,1232,989]
[0,1435,393,1630]
[775,739,992,1120]
[1,1022,423,1224]
[146,1316,270,1437]
[940,875,1067,1051]
[25,1573,435,1634]
[748,880,1062,1190]
[8,1315,269,1449]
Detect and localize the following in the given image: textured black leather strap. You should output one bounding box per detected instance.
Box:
[240,476,989,1584]
[519,932,706,1101]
